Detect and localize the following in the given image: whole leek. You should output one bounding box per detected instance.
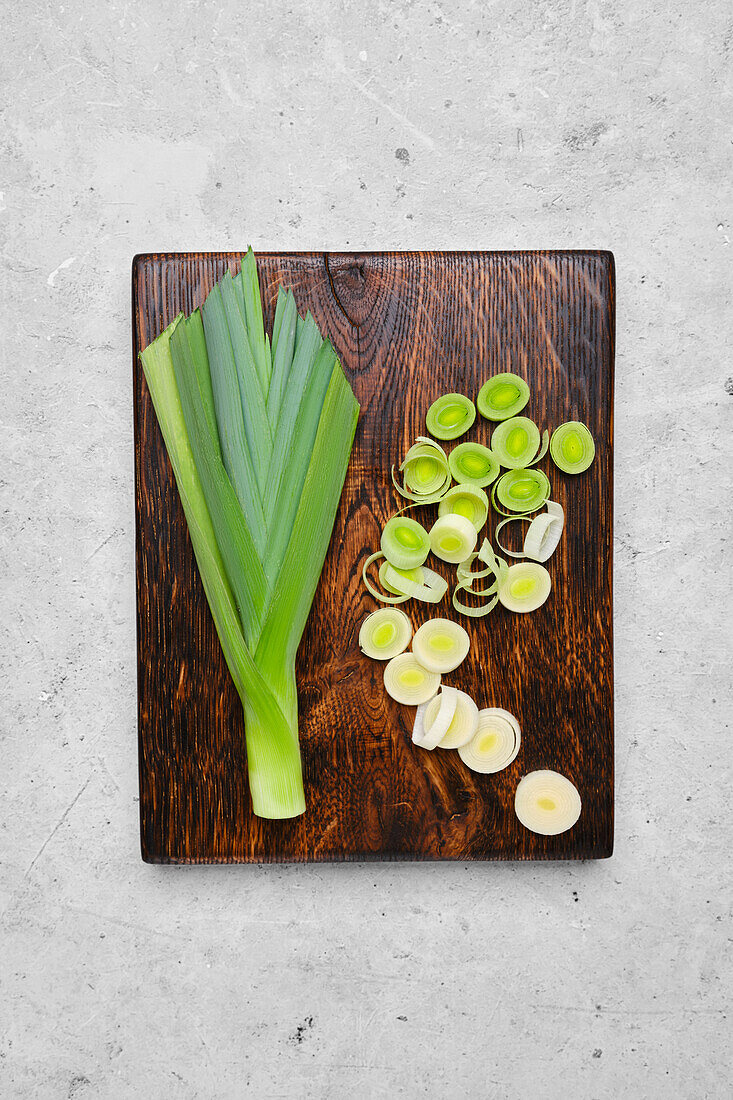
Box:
[139,251,359,818]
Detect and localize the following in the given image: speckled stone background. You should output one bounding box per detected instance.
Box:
[2,1,731,1097]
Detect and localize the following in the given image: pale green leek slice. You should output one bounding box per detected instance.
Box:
[476,372,530,421]
[491,416,548,470]
[392,436,451,503]
[452,539,508,617]
[382,563,449,604]
[412,687,458,749]
[381,516,431,570]
[427,688,479,749]
[412,618,470,673]
[458,708,521,774]
[379,561,425,595]
[359,608,413,660]
[514,770,581,835]
[362,552,410,604]
[429,514,477,563]
[448,442,500,488]
[438,484,489,531]
[426,393,476,440]
[498,562,552,613]
[493,469,550,515]
[384,653,440,705]
[550,421,595,474]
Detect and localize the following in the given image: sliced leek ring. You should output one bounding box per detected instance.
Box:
[382,563,449,605]
[491,417,548,470]
[392,436,452,503]
[412,618,470,673]
[458,708,522,773]
[476,372,530,421]
[359,608,413,660]
[550,422,595,474]
[429,514,477,564]
[412,686,458,749]
[381,516,431,570]
[514,770,581,835]
[524,502,564,561]
[384,652,441,705]
[493,468,550,514]
[498,562,552,613]
[452,539,508,616]
[379,561,425,595]
[448,442,500,488]
[423,688,479,749]
[438,484,489,532]
[426,393,476,440]
[362,551,410,604]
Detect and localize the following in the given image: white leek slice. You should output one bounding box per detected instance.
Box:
[423,688,479,748]
[412,686,458,749]
[438,484,489,531]
[381,516,431,570]
[382,563,448,605]
[392,436,452,503]
[412,617,470,673]
[498,562,552,613]
[359,608,413,660]
[458,708,521,773]
[514,770,581,835]
[362,551,410,604]
[384,653,440,705]
[524,502,564,562]
[429,514,477,564]
[379,561,425,595]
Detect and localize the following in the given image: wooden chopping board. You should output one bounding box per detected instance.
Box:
[133,250,614,862]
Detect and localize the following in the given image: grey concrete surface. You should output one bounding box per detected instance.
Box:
[1,1,731,1097]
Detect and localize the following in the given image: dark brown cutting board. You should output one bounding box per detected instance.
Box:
[133,251,614,862]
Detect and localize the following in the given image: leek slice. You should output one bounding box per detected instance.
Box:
[498,562,552,613]
[448,442,500,488]
[359,608,412,660]
[382,562,449,605]
[514,770,581,835]
[362,552,410,604]
[412,687,458,749]
[429,514,477,563]
[476,372,530,421]
[381,516,431,570]
[384,653,441,705]
[493,469,550,514]
[412,618,470,673]
[458,708,521,773]
[550,421,595,474]
[426,393,476,440]
[495,502,563,563]
[452,539,508,617]
[392,436,451,503]
[491,416,548,470]
[379,561,425,595]
[423,688,479,748]
[438,484,489,532]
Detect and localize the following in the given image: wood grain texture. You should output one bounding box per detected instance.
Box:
[133,251,615,862]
